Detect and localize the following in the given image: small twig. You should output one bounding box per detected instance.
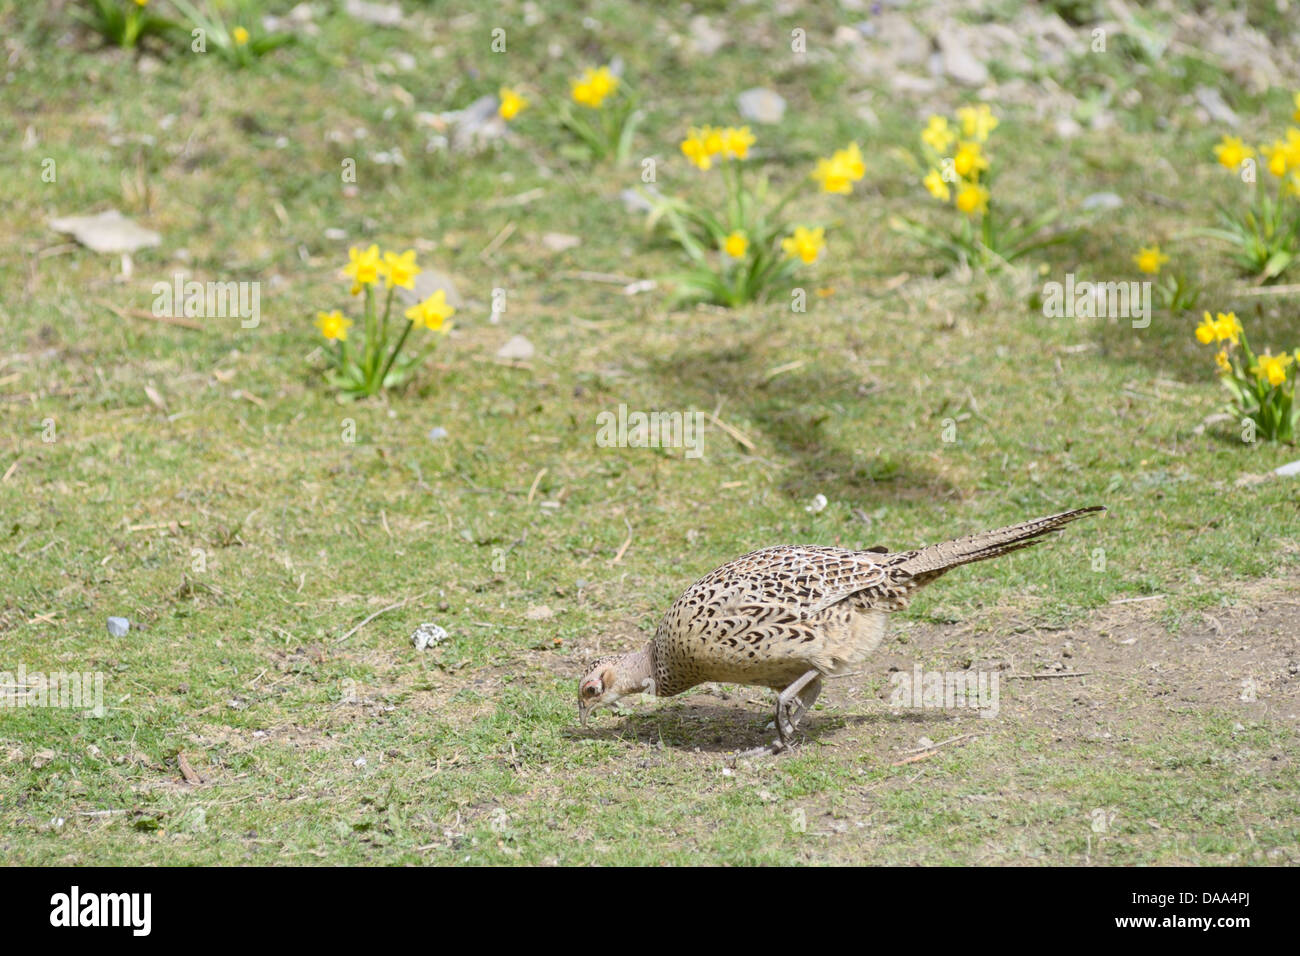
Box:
[178,753,203,786]
[555,269,638,284]
[1004,671,1092,680]
[891,734,979,766]
[1110,595,1164,604]
[898,732,977,756]
[1235,283,1300,297]
[705,412,756,451]
[334,588,437,644]
[479,221,516,260]
[93,298,201,331]
[608,518,633,566]
[486,187,544,208]
[336,600,407,644]
[763,359,806,381]
[526,467,547,505]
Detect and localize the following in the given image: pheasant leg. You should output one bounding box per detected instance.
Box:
[775,669,822,746]
[786,675,824,734]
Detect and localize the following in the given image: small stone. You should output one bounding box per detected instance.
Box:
[541,232,581,252]
[917,736,934,750]
[620,188,656,214]
[427,426,449,442]
[263,2,317,35]
[525,605,555,621]
[688,15,726,55]
[107,617,130,637]
[353,757,367,768]
[832,25,864,47]
[736,87,786,124]
[49,210,161,255]
[1081,192,1123,211]
[31,749,56,769]
[1054,116,1083,139]
[805,494,828,514]
[344,0,402,27]
[440,95,506,154]
[323,227,347,240]
[936,28,989,87]
[411,622,449,651]
[1194,86,1239,127]
[496,335,535,362]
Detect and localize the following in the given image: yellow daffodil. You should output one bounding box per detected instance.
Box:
[952,141,988,179]
[1213,135,1254,170]
[703,125,726,156]
[921,115,955,153]
[1284,128,1300,166]
[315,310,352,342]
[681,129,712,170]
[1252,351,1293,387]
[1261,140,1290,177]
[1215,349,1231,374]
[1294,91,1300,123]
[956,104,998,143]
[1133,244,1170,275]
[571,66,618,108]
[134,0,148,6]
[379,249,421,290]
[722,231,748,258]
[1215,311,1243,345]
[232,26,250,46]
[955,183,990,217]
[721,126,755,160]
[722,231,749,258]
[342,245,381,294]
[781,226,825,264]
[812,142,866,194]
[1197,311,1242,346]
[405,289,455,331]
[499,86,528,120]
[923,168,950,202]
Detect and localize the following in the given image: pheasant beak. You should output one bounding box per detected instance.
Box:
[579,701,589,728]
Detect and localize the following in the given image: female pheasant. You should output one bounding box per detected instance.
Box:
[577,506,1102,753]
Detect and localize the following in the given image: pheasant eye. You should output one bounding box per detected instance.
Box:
[584,685,599,697]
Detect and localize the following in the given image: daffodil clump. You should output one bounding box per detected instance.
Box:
[170,0,294,67]
[642,126,863,306]
[553,64,641,163]
[1133,242,1199,312]
[893,105,1066,268]
[1195,310,1298,442]
[315,246,454,399]
[1201,94,1300,283]
[75,0,176,49]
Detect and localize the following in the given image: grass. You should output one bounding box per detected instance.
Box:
[0,0,1297,865]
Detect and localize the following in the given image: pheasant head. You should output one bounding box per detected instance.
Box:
[577,646,654,727]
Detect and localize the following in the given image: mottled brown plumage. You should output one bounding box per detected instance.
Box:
[577,507,1103,753]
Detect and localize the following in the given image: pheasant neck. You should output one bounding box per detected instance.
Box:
[620,643,657,697]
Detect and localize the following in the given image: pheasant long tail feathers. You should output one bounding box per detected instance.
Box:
[892,506,1105,585]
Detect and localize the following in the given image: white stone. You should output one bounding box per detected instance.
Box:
[49,210,160,255]
[737,87,786,124]
[496,335,535,362]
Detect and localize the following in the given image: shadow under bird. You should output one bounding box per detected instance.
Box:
[577,506,1104,756]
